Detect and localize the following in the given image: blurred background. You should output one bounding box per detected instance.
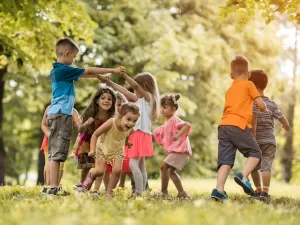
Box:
[0,0,299,186]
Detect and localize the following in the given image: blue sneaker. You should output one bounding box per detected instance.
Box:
[211,189,228,201]
[234,173,255,195]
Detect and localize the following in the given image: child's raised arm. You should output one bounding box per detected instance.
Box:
[82,66,125,77]
[89,119,114,157]
[41,106,50,137]
[106,79,138,102]
[120,73,151,102]
[279,116,290,131]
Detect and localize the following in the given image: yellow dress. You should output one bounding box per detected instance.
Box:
[96,119,130,164]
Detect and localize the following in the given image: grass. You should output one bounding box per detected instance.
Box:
[1,178,300,225]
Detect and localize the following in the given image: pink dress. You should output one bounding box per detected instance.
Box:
[152,116,192,156]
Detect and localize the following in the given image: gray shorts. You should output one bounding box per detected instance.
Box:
[259,144,276,172]
[47,114,72,162]
[218,126,261,169]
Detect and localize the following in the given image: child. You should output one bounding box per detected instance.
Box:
[249,70,290,200]
[73,87,116,197]
[45,37,125,196]
[106,72,160,195]
[40,106,80,194]
[101,92,136,192]
[153,94,192,198]
[79,103,140,199]
[210,54,268,201]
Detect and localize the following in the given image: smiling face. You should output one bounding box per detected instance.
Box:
[97,93,113,111]
[160,104,176,119]
[119,112,139,131]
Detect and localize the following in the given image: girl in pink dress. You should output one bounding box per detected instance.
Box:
[107,72,159,195]
[152,94,192,198]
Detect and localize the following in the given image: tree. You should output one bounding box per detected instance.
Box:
[0,0,96,184]
[221,0,300,24]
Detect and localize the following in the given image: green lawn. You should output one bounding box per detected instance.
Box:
[1,179,300,225]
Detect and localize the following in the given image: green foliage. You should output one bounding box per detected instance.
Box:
[221,0,300,24]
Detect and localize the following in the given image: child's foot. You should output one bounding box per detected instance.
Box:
[210,189,228,201]
[177,191,190,199]
[250,191,261,199]
[45,187,70,197]
[92,191,100,198]
[259,192,271,202]
[234,173,255,195]
[40,186,48,196]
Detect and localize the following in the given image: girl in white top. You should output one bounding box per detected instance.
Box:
[107,72,159,195]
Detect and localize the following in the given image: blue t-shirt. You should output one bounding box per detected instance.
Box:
[47,63,85,116]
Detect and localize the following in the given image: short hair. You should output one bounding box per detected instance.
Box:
[115,91,127,103]
[249,70,268,90]
[119,102,140,117]
[56,37,80,57]
[160,94,180,110]
[231,54,249,76]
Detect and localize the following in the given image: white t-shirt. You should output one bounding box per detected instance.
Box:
[134,92,153,135]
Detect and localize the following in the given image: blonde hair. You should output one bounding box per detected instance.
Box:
[134,72,160,120]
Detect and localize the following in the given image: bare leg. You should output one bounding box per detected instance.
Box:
[160,162,169,195]
[81,168,89,183]
[242,157,260,178]
[106,159,122,197]
[216,165,231,193]
[58,170,63,185]
[93,176,103,192]
[251,170,262,192]
[49,161,60,188]
[119,173,126,188]
[82,159,105,190]
[45,160,50,186]
[262,171,271,193]
[103,171,110,191]
[168,166,186,196]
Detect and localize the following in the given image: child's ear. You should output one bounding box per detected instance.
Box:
[248,71,251,79]
[230,72,234,79]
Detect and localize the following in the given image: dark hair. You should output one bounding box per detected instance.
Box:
[249,70,268,90]
[115,91,127,103]
[119,102,140,117]
[160,94,180,110]
[134,72,160,120]
[81,87,116,134]
[231,54,249,76]
[56,37,80,57]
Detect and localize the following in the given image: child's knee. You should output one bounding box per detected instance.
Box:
[112,169,121,176]
[160,163,168,171]
[94,169,104,177]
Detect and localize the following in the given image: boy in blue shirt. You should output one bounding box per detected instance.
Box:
[45,37,125,196]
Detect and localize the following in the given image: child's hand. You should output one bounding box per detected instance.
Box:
[113,66,126,74]
[97,74,110,82]
[282,124,290,132]
[88,150,95,157]
[125,141,133,148]
[87,117,94,125]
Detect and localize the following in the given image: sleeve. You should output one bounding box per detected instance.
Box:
[173,117,192,136]
[152,126,164,145]
[248,81,260,100]
[61,65,85,81]
[271,102,284,120]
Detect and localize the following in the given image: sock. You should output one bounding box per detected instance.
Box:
[255,187,262,193]
[263,186,269,193]
[242,176,248,183]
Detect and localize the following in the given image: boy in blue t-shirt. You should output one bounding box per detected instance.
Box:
[45,37,125,196]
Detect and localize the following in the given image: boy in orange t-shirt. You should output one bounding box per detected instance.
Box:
[211,55,269,201]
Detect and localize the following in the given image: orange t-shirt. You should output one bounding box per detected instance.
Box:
[219,80,260,130]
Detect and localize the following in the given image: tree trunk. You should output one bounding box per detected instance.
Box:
[36,104,48,185]
[0,67,7,185]
[281,26,298,183]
